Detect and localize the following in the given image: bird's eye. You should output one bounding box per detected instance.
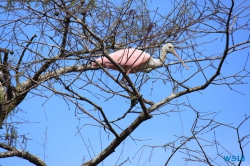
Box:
[169,47,172,49]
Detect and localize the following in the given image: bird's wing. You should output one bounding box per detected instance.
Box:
[93,49,150,73]
[93,51,122,66]
[118,49,150,68]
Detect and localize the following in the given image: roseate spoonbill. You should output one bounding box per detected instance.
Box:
[92,43,188,80]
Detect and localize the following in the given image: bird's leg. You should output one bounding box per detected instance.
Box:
[119,69,131,86]
[119,71,139,107]
[120,77,138,106]
[119,76,127,85]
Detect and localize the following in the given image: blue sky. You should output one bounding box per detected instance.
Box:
[0,0,250,166]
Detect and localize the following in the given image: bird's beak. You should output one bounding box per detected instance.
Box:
[172,50,189,70]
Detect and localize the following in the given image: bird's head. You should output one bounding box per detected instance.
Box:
[163,43,189,70]
[163,43,175,53]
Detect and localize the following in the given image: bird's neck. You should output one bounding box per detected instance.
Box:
[147,49,167,68]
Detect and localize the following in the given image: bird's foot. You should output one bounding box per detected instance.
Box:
[119,78,129,86]
[130,95,139,107]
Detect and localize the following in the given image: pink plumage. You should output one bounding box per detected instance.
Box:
[92,43,189,78]
[92,48,150,74]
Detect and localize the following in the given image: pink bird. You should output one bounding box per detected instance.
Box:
[92,43,188,80]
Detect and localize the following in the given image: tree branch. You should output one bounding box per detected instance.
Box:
[0,142,46,166]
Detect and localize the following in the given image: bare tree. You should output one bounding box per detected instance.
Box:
[0,0,249,165]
